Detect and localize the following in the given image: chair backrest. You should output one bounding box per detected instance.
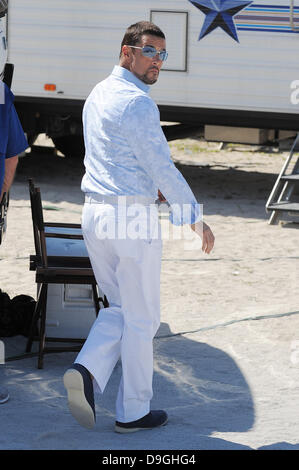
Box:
[28,180,48,268]
[28,179,40,255]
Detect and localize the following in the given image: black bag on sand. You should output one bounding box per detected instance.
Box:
[0,289,36,337]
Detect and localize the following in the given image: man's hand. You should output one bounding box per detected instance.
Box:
[191,221,215,254]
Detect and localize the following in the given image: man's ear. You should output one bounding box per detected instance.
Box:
[120,45,133,68]
[121,45,131,59]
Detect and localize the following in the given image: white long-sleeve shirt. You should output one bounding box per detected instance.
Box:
[81,65,201,225]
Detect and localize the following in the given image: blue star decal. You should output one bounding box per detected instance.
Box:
[189,0,252,42]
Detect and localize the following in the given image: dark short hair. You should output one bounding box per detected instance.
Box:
[119,21,165,58]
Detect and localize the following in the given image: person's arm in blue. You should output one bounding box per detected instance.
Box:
[0,86,28,199]
[1,155,18,199]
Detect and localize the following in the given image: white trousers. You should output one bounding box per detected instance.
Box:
[75,200,162,422]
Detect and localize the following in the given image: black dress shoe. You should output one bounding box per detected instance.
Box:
[63,363,95,429]
[115,410,168,433]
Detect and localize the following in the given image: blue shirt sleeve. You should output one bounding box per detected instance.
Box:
[5,102,28,159]
[121,95,201,226]
[0,83,28,192]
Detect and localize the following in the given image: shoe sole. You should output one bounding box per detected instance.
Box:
[63,369,95,429]
[114,416,168,434]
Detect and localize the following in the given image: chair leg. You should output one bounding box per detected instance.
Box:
[37,284,48,369]
[26,285,44,353]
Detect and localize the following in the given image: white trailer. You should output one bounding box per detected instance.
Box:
[5,0,299,155]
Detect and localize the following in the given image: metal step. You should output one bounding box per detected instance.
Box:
[267,202,299,212]
[280,174,299,181]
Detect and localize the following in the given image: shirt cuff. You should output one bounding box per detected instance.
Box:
[168,201,202,226]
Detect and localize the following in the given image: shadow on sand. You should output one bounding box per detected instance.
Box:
[1,321,254,450]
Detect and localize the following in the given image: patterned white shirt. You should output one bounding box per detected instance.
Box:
[81,65,201,225]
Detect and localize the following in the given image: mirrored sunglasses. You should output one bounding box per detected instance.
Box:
[126,45,168,62]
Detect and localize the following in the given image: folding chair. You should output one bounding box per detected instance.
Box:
[26,184,109,369]
[28,178,86,274]
[28,177,82,238]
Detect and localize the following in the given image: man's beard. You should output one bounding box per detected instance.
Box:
[135,68,159,85]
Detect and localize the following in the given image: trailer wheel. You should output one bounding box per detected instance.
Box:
[52,135,85,158]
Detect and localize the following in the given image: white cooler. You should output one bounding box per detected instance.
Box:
[45,283,100,339]
[41,229,106,339]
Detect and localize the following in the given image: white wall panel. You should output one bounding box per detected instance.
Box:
[6,0,299,115]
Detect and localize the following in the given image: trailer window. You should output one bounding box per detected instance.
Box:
[150,10,188,72]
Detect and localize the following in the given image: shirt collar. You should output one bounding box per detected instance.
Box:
[112,65,150,93]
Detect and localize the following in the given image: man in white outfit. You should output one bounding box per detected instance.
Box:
[63,21,214,433]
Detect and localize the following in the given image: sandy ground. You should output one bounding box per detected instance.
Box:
[0,133,298,452]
